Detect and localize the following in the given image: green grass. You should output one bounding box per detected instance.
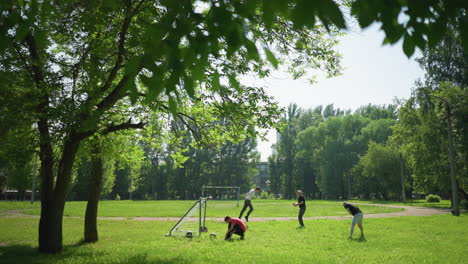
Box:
[0,213,467,263]
[351,199,452,209]
[0,200,403,218]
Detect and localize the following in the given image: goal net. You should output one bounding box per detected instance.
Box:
[202,185,240,207]
[166,198,207,237]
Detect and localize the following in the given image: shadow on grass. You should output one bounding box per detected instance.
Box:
[0,242,107,264]
[0,244,191,264]
[126,253,188,264]
[349,237,367,243]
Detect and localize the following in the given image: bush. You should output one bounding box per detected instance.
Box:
[268,193,276,200]
[115,194,121,201]
[460,199,468,209]
[260,191,269,199]
[426,194,441,203]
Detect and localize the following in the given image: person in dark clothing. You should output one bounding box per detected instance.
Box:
[239,187,260,222]
[224,216,246,240]
[293,190,306,228]
[343,202,365,239]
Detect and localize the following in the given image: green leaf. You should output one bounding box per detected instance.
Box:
[125,56,142,76]
[192,53,207,82]
[244,39,260,62]
[0,37,11,53]
[318,0,346,29]
[351,0,374,28]
[428,20,446,48]
[168,96,177,116]
[128,80,138,105]
[412,33,426,51]
[226,25,241,57]
[402,33,415,58]
[262,0,275,30]
[383,24,404,44]
[184,75,195,98]
[211,71,220,91]
[228,74,240,91]
[264,48,278,69]
[291,0,317,29]
[15,22,30,41]
[459,16,468,52]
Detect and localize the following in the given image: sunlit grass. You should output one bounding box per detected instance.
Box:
[0,200,403,218]
[0,213,467,263]
[350,199,452,208]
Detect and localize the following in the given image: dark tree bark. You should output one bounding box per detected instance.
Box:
[84,140,103,243]
[39,132,81,253]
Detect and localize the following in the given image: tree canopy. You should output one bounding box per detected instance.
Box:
[1,0,468,254]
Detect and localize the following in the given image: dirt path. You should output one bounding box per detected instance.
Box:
[0,203,453,222]
[124,203,452,222]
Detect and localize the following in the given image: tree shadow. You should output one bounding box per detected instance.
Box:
[0,244,193,264]
[0,243,106,264]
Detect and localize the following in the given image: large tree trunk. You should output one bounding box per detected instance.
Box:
[37,117,58,253]
[39,132,81,253]
[38,201,65,253]
[84,141,103,243]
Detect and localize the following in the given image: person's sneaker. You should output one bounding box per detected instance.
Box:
[245,216,249,222]
[240,234,245,240]
[297,225,305,229]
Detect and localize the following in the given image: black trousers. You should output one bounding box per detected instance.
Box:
[226,223,245,239]
[298,206,306,226]
[239,200,254,218]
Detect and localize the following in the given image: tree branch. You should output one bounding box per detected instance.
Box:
[102,120,146,135]
[98,1,134,94]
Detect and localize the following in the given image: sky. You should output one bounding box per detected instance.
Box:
[240,23,425,161]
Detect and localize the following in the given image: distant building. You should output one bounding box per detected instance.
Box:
[254,162,270,190]
[0,186,38,201]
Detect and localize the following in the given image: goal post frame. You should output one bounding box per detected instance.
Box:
[201,185,240,207]
[166,197,208,237]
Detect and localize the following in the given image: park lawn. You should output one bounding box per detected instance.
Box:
[0,200,402,218]
[351,199,452,209]
[0,213,467,264]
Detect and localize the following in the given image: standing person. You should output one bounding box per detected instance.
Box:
[238,187,260,222]
[343,202,365,240]
[293,190,306,228]
[224,216,246,240]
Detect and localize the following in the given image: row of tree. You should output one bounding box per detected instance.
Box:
[270,27,468,205]
[67,122,259,201]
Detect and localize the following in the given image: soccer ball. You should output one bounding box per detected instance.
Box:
[265,180,271,186]
[210,233,217,238]
[186,232,193,238]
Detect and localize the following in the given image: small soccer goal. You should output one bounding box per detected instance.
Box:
[202,185,240,207]
[166,197,208,237]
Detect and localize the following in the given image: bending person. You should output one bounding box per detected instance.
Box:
[224,216,246,240]
[343,202,365,240]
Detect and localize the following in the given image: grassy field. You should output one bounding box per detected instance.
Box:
[351,199,452,209]
[0,200,404,218]
[0,212,467,264]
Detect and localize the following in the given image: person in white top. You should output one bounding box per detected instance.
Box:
[238,187,260,222]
